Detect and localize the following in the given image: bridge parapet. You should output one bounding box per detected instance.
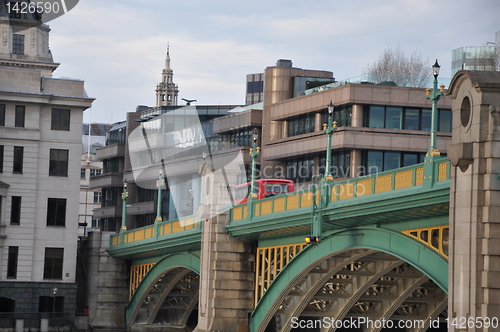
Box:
[108,215,202,260]
[229,159,450,241]
[232,159,450,223]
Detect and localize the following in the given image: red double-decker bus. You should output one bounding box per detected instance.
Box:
[234,179,294,205]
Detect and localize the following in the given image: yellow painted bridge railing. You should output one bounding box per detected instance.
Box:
[232,159,450,221]
[110,215,201,247]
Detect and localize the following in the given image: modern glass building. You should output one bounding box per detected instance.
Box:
[452,46,496,76]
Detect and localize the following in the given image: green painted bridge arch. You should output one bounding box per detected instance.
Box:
[250,227,448,332]
[126,253,201,326]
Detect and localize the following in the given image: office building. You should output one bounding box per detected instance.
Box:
[0,4,93,327]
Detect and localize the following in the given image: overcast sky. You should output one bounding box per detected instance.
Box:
[47,0,499,124]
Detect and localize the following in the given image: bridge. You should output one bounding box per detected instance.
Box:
[109,157,451,331]
[105,71,500,332]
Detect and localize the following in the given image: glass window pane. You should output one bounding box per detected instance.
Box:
[384,152,401,171]
[403,153,418,167]
[439,110,452,132]
[404,108,419,130]
[367,151,383,174]
[386,107,402,129]
[369,106,384,128]
[422,109,432,131]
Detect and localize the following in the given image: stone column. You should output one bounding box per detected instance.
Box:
[86,231,129,332]
[315,112,322,132]
[195,164,255,332]
[350,149,362,178]
[447,71,500,330]
[351,104,364,127]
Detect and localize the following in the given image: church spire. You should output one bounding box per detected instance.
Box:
[156,43,179,107]
[165,43,171,71]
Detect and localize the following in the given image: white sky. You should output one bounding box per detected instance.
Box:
[47,0,500,124]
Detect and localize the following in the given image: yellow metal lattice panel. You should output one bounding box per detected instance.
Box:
[301,192,313,207]
[438,162,448,182]
[395,169,413,190]
[254,243,307,307]
[339,182,354,200]
[273,197,285,213]
[403,225,449,258]
[416,167,424,185]
[331,185,337,201]
[129,263,156,299]
[286,194,299,210]
[126,232,134,243]
[243,205,248,218]
[375,174,392,193]
[232,206,244,221]
[254,202,261,217]
[261,200,272,215]
[356,178,372,197]
[171,221,183,233]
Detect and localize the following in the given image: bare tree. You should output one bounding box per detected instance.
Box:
[365,45,432,88]
[473,47,498,71]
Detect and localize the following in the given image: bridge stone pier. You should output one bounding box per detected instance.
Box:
[195,161,255,332]
[448,71,500,330]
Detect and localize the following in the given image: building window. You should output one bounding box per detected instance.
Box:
[104,158,121,173]
[103,187,120,207]
[0,145,3,173]
[80,168,86,179]
[91,219,99,228]
[286,156,315,183]
[229,129,252,147]
[43,248,63,279]
[47,198,66,227]
[12,34,24,55]
[49,149,69,177]
[7,246,19,279]
[101,218,117,232]
[0,104,5,126]
[93,192,101,204]
[10,196,21,225]
[13,146,23,174]
[319,150,351,178]
[364,105,451,132]
[90,169,101,177]
[51,109,70,131]
[288,113,316,137]
[321,105,352,128]
[362,150,428,175]
[15,106,25,127]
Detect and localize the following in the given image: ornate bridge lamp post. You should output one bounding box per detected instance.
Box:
[155,171,165,223]
[248,130,260,220]
[324,100,338,177]
[424,60,445,188]
[249,130,260,200]
[308,101,338,245]
[426,60,445,158]
[121,180,128,231]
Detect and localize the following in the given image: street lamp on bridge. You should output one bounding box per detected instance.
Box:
[156,171,165,223]
[121,180,128,231]
[425,59,445,157]
[324,100,338,178]
[249,130,260,200]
